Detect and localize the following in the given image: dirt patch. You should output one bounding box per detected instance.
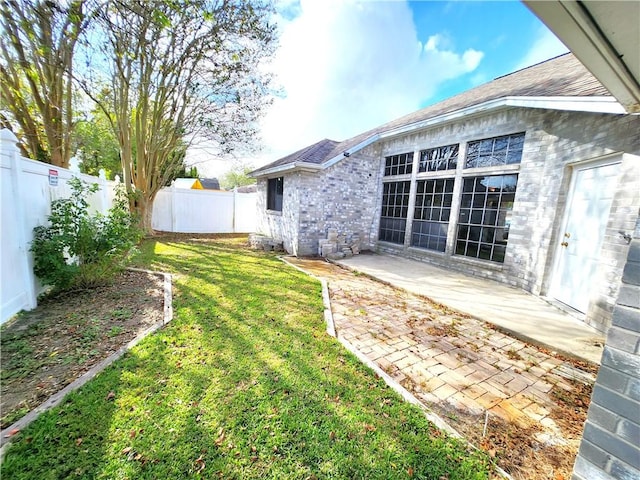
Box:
[1,270,165,429]
[417,379,591,480]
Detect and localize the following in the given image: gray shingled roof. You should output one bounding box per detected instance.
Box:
[199,178,220,190]
[253,53,610,175]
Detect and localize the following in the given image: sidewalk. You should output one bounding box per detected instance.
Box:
[337,253,605,364]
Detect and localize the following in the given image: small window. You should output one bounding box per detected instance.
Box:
[267,177,283,211]
[384,152,413,176]
[465,132,525,169]
[419,144,459,172]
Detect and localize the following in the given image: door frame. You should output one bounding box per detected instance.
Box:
[548,153,622,313]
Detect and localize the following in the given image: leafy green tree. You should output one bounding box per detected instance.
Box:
[220,162,256,190]
[83,0,276,233]
[0,0,89,167]
[73,108,122,179]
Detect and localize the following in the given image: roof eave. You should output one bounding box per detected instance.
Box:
[251,95,627,178]
[249,161,323,178]
[381,96,625,141]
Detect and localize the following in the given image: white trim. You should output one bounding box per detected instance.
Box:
[380,96,625,141]
[250,161,322,178]
[524,1,640,113]
[251,95,627,178]
[321,133,381,169]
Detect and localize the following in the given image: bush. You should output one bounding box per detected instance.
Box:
[31,178,142,291]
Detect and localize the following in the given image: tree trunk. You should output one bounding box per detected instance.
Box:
[135,191,156,235]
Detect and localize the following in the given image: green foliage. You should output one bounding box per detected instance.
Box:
[30,178,142,291]
[3,237,493,479]
[73,109,122,180]
[219,162,256,190]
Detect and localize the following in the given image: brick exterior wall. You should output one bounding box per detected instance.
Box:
[376,109,639,333]
[572,223,640,480]
[255,108,639,332]
[256,147,382,257]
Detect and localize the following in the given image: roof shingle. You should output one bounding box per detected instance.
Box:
[253,53,609,175]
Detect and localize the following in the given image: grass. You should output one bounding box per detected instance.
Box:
[1,235,492,479]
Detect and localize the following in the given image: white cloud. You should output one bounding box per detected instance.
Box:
[260,0,483,161]
[514,26,568,71]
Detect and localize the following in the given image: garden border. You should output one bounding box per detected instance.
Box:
[0,269,173,455]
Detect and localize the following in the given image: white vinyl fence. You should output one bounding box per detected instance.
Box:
[1,128,257,323]
[152,185,256,233]
[0,129,116,324]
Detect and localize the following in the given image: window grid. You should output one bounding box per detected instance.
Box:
[384,152,413,176]
[411,178,455,252]
[465,132,525,169]
[419,144,459,172]
[455,174,518,263]
[379,181,411,244]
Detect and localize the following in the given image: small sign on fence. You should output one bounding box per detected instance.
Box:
[48,169,58,187]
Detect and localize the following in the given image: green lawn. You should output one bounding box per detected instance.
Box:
[1,236,492,479]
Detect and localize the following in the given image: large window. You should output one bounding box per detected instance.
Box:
[455,174,517,263]
[411,178,454,252]
[384,152,413,176]
[267,177,283,211]
[465,132,524,169]
[379,181,411,244]
[419,144,459,172]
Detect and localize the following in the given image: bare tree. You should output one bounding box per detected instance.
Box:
[0,0,88,167]
[86,0,276,233]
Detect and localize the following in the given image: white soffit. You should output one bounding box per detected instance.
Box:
[525,0,640,113]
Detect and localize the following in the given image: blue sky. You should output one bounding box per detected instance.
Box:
[192,0,568,176]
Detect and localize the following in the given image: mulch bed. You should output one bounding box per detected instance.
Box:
[1,270,165,429]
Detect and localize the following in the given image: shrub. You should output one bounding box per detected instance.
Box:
[31,177,142,291]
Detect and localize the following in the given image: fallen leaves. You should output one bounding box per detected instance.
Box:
[214,428,225,447]
[194,455,206,473]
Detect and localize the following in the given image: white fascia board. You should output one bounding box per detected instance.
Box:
[379,96,626,141]
[505,96,627,114]
[321,133,381,170]
[249,161,322,178]
[524,1,640,113]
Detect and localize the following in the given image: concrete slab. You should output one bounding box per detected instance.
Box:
[336,253,605,364]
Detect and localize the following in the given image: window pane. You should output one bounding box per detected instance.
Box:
[419,144,459,172]
[379,181,410,244]
[267,177,284,211]
[410,178,454,252]
[384,152,413,176]
[465,133,525,168]
[455,174,518,263]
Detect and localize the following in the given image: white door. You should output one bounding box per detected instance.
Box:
[550,161,620,313]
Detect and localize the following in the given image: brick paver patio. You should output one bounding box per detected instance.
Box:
[286,257,597,447]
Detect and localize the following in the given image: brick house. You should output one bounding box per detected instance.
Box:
[250,53,640,334]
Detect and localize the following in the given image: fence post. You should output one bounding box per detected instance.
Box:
[0,129,37,311]
[98,169,109,213]
[171,181,177,232]
[232,187,237,233]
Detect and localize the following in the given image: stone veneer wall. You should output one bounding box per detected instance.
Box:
[376,108,639,333]
[572,224,640,480]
